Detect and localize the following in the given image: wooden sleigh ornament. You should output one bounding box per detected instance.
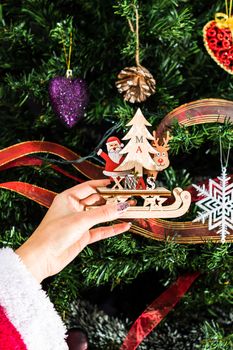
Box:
[94,108,191,219]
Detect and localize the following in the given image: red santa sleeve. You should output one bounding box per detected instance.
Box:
[98,150,109,162]
[0,248,68,350]
[0,304,27,349]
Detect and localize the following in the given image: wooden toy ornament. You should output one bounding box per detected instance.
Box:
[95,108,191,219]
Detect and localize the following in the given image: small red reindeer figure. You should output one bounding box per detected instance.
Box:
[148,131,172,179]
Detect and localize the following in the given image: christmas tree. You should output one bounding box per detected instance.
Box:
[115,108,156,176]
[0,0,232,349]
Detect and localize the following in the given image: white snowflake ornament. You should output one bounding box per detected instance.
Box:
[193,167,233,243]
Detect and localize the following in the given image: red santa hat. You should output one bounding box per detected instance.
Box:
[106,136,124,148]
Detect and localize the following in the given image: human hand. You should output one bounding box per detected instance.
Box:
[16,179,131,283]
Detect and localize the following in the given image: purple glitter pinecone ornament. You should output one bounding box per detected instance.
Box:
[49,74,89,128]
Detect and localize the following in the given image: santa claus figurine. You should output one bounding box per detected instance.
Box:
[97,136,128,177]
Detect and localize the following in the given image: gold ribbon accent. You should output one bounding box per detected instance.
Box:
[215,12,233,31]
[215,0,233,37]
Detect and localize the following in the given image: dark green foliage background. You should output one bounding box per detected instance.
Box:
[0,1,232,349]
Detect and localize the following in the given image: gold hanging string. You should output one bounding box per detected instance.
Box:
[229,0,233,17]
[62,31,73,77]
[128,5,140,66]
[226,0,233,17]
[225,0,229,16]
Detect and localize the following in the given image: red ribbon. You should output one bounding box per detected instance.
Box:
[0,182,56,208]
[0,155,84,183]
[0,141,103,179]
[156,98,233,137]
[120,272,200,350]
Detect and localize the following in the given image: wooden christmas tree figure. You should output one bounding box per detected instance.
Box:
[115,108,156,176]
[93,108,191,219]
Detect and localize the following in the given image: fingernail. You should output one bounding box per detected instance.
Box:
[117,202,129,212]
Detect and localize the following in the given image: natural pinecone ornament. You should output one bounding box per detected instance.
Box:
[116,65,156,103]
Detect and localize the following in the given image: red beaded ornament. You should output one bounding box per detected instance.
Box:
[203,2,233,74]
[204,20,233,73]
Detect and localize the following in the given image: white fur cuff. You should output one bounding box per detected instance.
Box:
[0,248,68,350]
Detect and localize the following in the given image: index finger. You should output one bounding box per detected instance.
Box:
[65,179,111,199]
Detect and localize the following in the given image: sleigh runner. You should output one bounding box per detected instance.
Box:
[95,186,191,218]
